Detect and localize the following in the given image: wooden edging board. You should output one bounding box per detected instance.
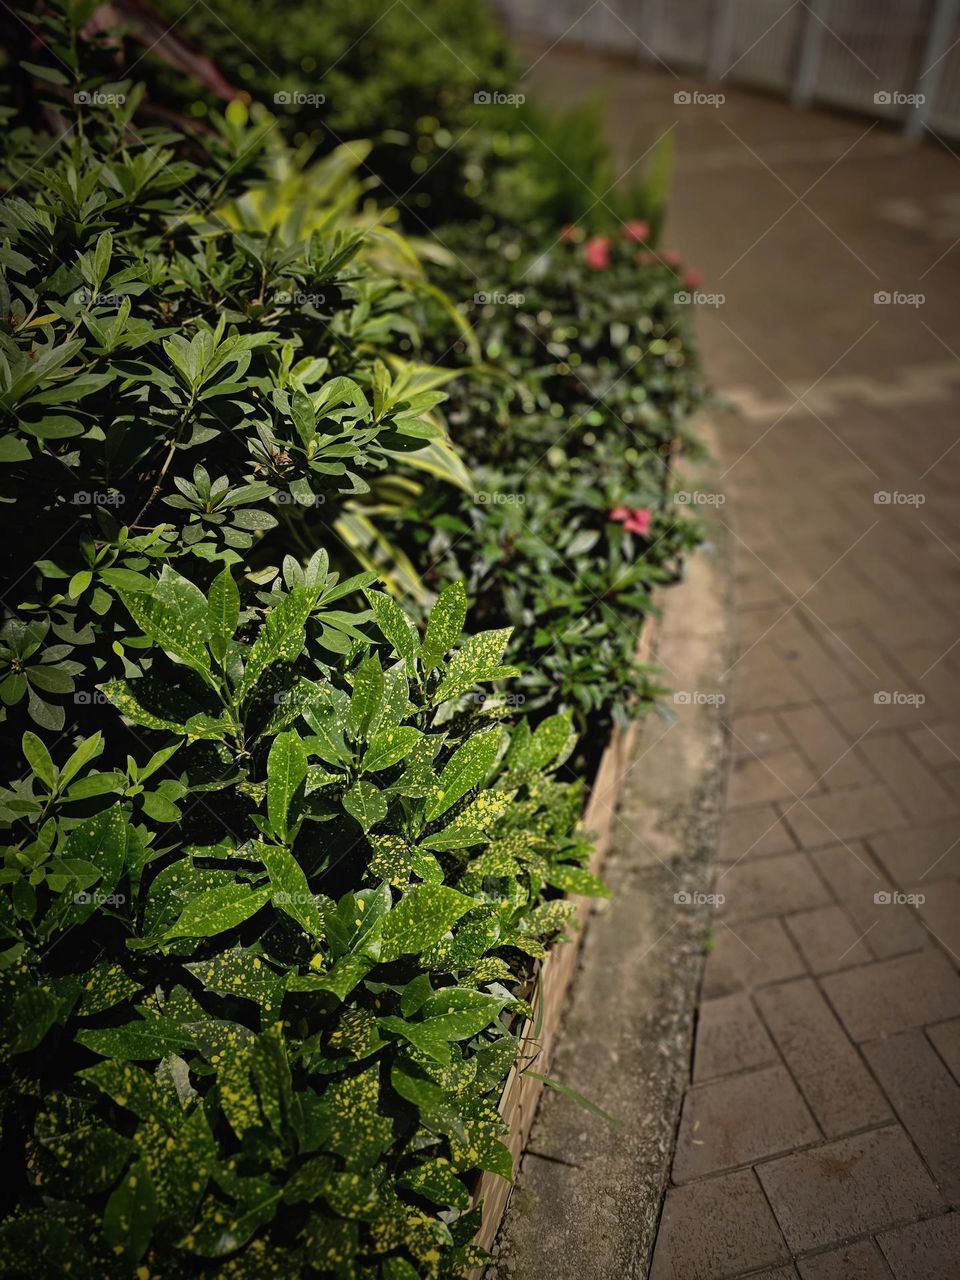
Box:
[469,608,660,1268]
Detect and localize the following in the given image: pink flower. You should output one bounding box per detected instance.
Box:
[610,506,653,536]
[683,268,703,289]
[622,219,650,242]
[624,507,653,536]
[584,235,611,270]
[662,249,683,269]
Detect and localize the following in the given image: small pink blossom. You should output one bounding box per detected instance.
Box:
[584,235,611,270]
[662,249,683,269]
[683,268,703,289]
[622,219,650,242]
[610,506,653,536]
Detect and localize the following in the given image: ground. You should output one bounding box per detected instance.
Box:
[498,42,960,1280]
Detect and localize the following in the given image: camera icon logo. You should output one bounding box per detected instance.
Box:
[674,890,692,904]
[874,290,891,304]
[674,90,692,105]
[874,890,892,904]
[274,91,292,105]
[873,691,892,705]
[874,91,892,105]
[474,90,491,105]
[673,691,691,704]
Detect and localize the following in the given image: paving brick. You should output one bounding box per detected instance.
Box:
[822,950,960,1042]
[913,879,960,962]
[830,692,931,738]
[718,852,831,922]
[757,1126,944,1252]
[908,721,960,768]
[778,703,873,790]
[774,630,861,700]
[732,652,811,713]
[718,805,798,861]
[860,734,958,821]
[727,748,820,809]
[787,785,906,849]
[877,1212,960,1280]
[927,1017,960,1086]
[796,1240,890,1280]
[755,978,890,1137]
[728,712,792,758]
[868,818,960,884]
[649,1169,790,1280]
[784,904,873,972]
[673,1064,818,1182]
[693,993,778,1081]
[864,1030,960,1202]
[702,917,807,996]
[809,843,929,959]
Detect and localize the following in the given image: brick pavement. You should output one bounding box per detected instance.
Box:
[520,43,960,1280]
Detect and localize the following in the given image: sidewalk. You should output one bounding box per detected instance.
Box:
[523,46,960,1280]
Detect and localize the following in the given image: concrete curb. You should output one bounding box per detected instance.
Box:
[488,431,736,1279]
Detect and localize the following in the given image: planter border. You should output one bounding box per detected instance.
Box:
[470,606,660,1262]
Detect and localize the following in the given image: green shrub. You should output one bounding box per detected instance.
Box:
[384,222,706,749]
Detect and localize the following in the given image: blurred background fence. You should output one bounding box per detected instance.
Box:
[493,0,960,138]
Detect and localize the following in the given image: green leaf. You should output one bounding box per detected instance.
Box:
[165,883,271,940]
[434,627,517,704]
[421,579,466,671]
[238,587,317,703]
[76,1019,194,1061]
[259,842,321,937]
[121,567,212,682]
[22,731,55,789]
[267,729,307,840]
[379,885,473,963]
[207,566,240,664]
[396,1157,470,1208]
[59,732,104,787]
[348,654,383,739]
[342,780,387,832]
[425,729,501,822]
[103,1158,157,1262]
[365,590,419,672]
[362,726,422,774]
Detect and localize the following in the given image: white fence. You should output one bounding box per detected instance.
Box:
[495,0,960,138]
